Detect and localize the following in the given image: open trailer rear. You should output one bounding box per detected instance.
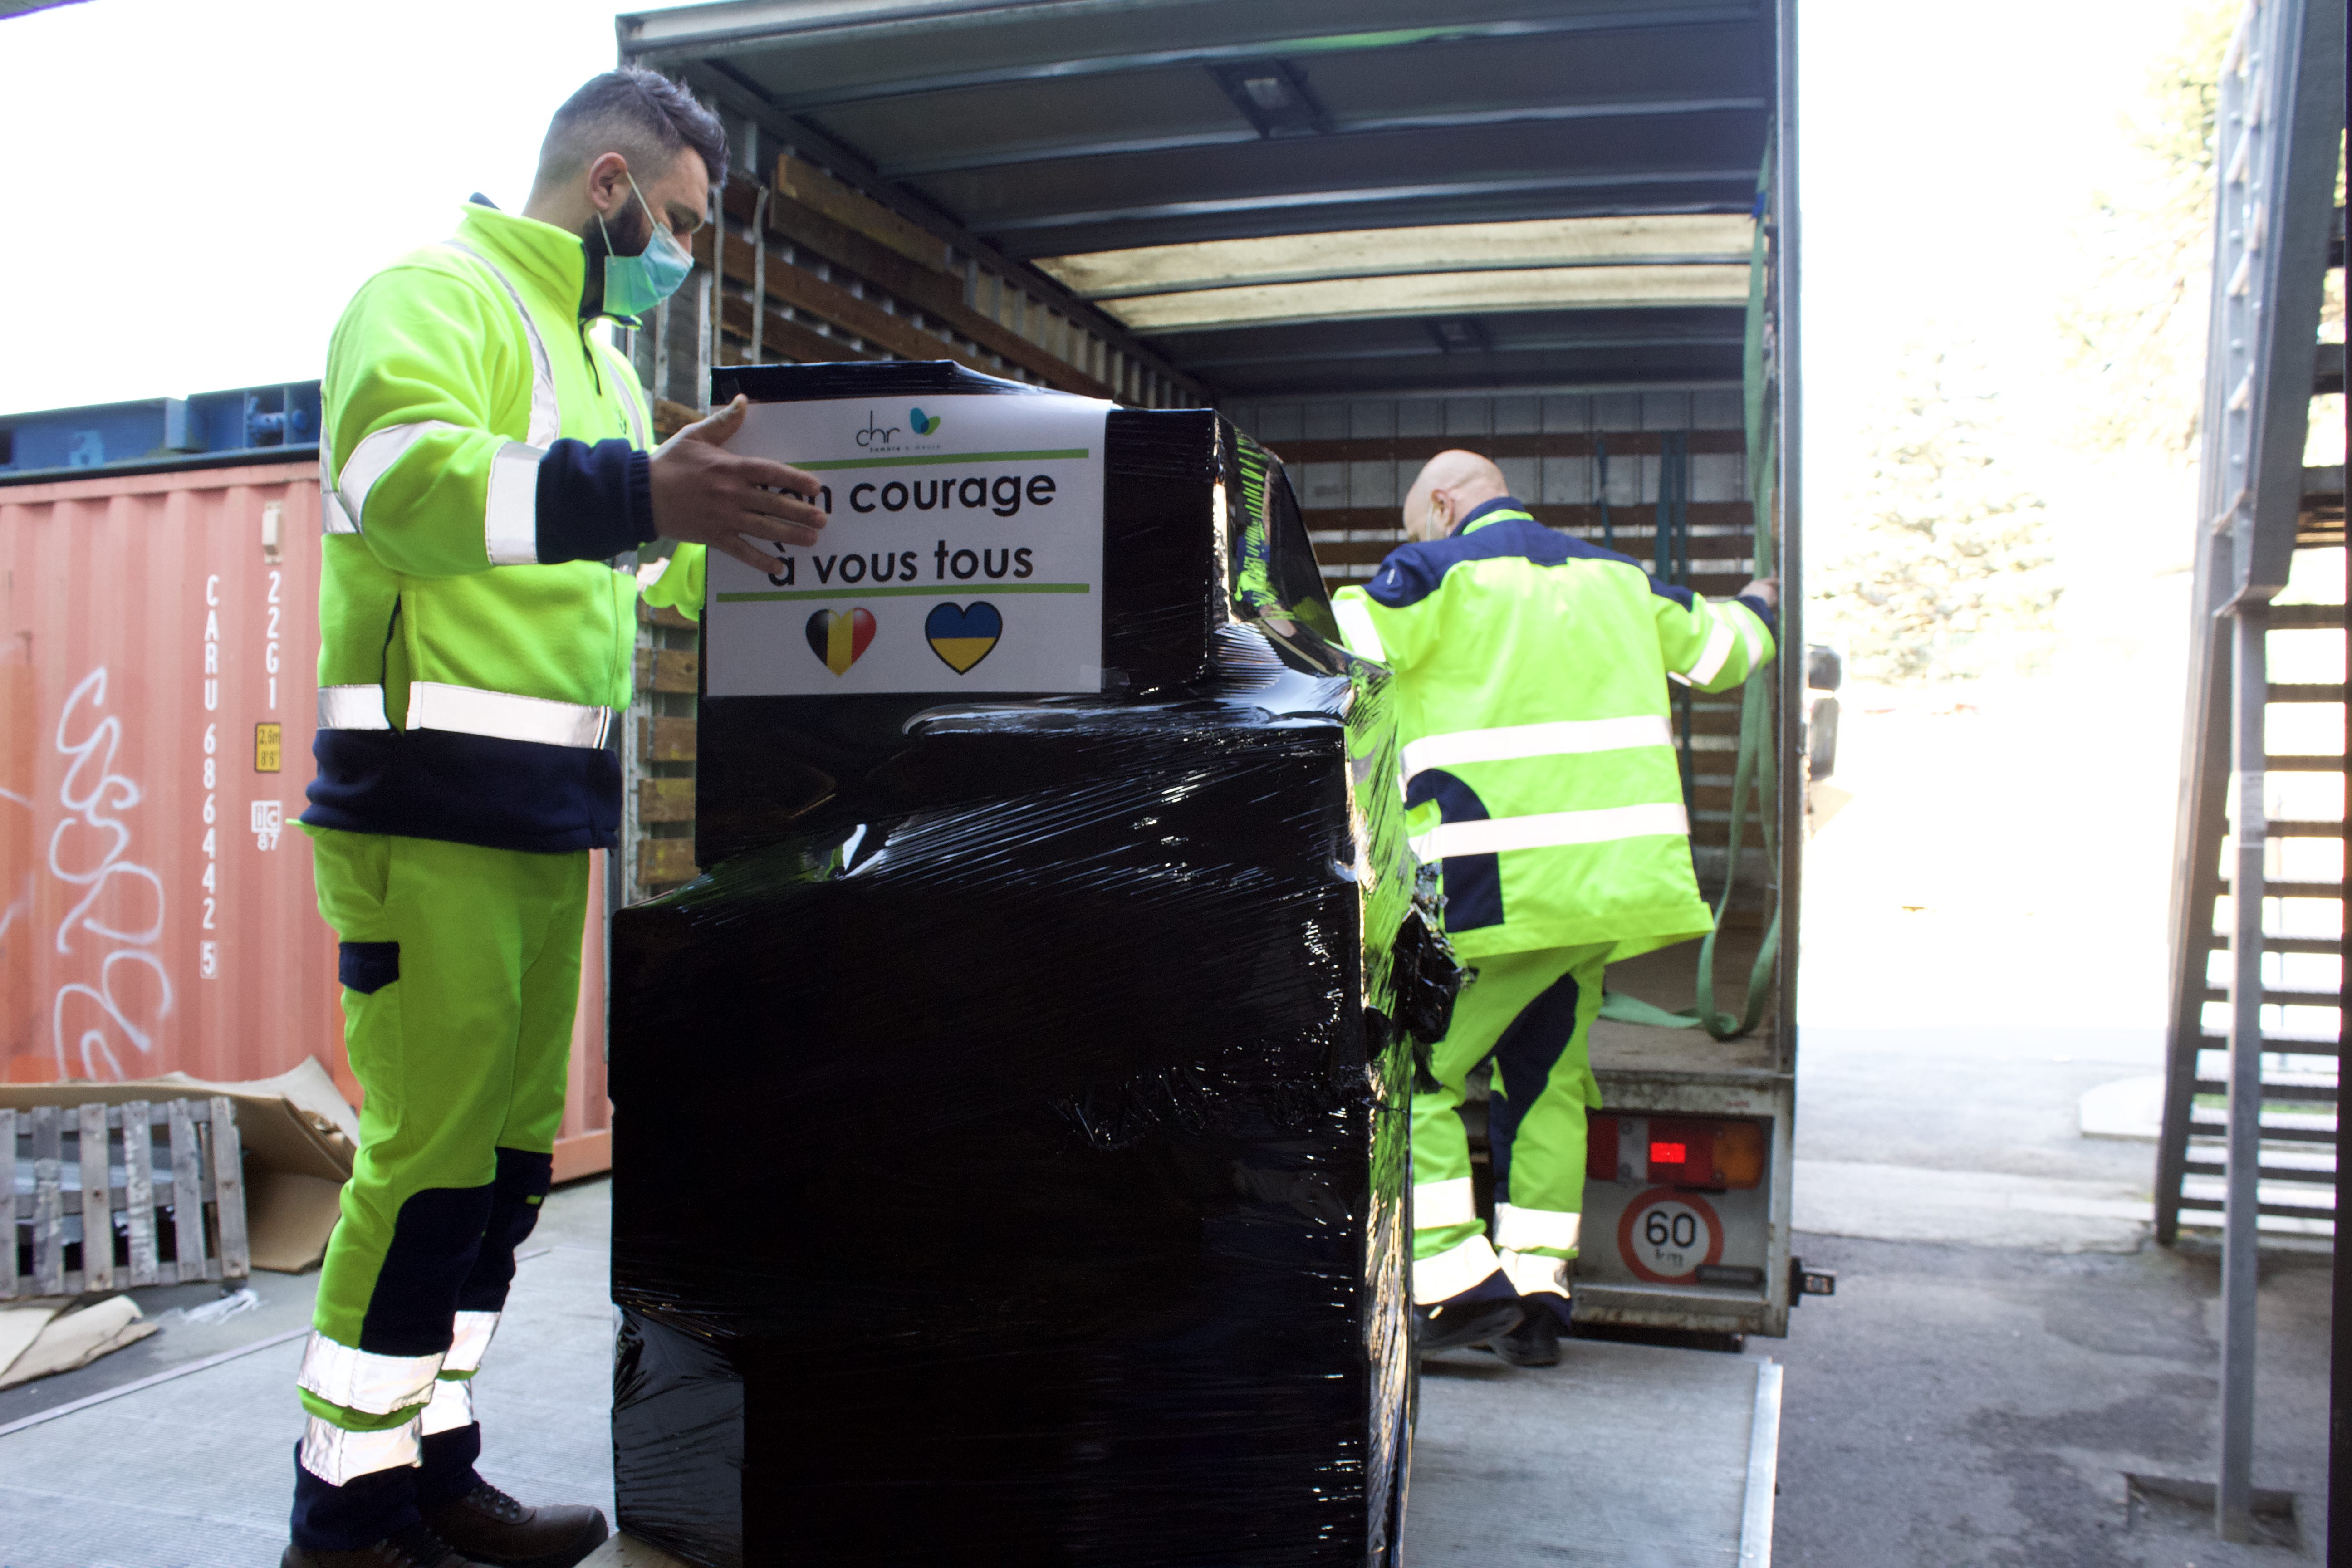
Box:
[614,0,1810,1346]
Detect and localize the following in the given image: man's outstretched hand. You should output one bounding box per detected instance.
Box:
[1736,577,1779,612]
[649,395,827,572]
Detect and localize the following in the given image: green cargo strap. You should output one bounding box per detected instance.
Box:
[1600,124,1782,1042]
[1597,666,1778,1037]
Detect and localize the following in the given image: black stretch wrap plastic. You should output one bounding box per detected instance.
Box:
[612,364,1438,1567]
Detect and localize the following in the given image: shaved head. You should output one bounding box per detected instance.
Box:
[1402,449,1510,541]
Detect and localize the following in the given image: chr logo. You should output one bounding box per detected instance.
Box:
[854,408,942,447]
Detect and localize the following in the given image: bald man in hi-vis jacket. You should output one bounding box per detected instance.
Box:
[1330,451,1777,1368]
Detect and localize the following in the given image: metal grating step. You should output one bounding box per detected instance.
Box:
[2204,934,2346,954]
[2191,1077,2340,1102]
[2218,878,2345,897]
[2175,1196,2338,1220]
[2191,1118,2338,1146]
[2198,984,2346,1005]
[2182,1157,2337,1185]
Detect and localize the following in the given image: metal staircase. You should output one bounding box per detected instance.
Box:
[2156,10,2347,1250]
[2152,0,2344,1539]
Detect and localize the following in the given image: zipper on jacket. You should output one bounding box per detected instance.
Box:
[578,323,604,397]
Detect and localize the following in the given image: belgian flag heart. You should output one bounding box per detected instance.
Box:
[925,601,1002,673]
[804,608,876,675]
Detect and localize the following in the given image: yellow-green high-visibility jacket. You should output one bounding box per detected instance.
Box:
[303,200,704,853]
[1330,500,1775,963]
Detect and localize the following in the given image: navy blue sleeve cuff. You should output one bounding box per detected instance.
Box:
[534,439,657,564]
[1735,593,1779,638]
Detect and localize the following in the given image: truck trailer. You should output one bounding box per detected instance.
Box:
[612,0,1809,1341]
[602,3,1807,1562]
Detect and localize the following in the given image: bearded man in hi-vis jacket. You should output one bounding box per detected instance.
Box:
[1330,450,1777,1368]
[287,71,828,1568]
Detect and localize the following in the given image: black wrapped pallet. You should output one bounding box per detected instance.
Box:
[609,364,1437,1567]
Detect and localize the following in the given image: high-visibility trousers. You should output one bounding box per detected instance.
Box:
[289,829,586,1551]
[1410,944,1609,1308]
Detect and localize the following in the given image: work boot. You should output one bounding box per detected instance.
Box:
[280,1523,488,1568]
[418,1482,609,1568]
[1490,1301,1563,1367]
[1415,1295,1525,1354]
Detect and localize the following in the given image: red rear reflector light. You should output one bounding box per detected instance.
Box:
[1645,1118,1768,1190]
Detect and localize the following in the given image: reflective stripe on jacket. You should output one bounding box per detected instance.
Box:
[1331,500,1775,962]
[304,201,705,853]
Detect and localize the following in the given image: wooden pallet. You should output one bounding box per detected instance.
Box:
[2,1097,248,1298]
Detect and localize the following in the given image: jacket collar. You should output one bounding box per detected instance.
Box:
[455,201,591,321]
[1455,496,1534,537]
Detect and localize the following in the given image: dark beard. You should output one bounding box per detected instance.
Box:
[578,202,652,320]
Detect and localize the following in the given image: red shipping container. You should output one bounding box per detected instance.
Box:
[0,459,612,1178]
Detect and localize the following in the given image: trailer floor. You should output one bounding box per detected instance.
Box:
[1407,1340,1777,1568]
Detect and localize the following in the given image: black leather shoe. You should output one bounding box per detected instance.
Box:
[417,1483,609,1568]
[1415,1297,1525,1353]
[1491,1303,1562,1366]
[281,1523,487,1567]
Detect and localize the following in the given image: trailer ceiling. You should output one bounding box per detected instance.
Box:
[620,0,1774,399]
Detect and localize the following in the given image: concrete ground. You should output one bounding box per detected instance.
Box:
[0,1174,1780,1568]
[1773,1232,2330,1568]
[1764,656,2338,1565]
[0,1181,615,1568]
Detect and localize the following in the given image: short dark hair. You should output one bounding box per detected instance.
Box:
[537,69,729,194]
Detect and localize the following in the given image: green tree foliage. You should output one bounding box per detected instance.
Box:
[2059,0,2237,459]
[1815,348,2060,684]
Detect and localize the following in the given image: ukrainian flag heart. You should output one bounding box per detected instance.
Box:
[925,601,1001,673]
[805,608,876,675]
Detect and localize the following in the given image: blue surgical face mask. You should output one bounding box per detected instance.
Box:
[598,175,694,320]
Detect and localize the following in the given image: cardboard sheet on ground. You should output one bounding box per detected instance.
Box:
[0,1296,155,1388]
[0,1057,356,1271]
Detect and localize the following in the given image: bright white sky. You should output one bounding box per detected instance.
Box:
[1,0,2205,462]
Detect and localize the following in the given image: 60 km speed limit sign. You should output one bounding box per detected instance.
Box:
[1616,1188,1725,1284]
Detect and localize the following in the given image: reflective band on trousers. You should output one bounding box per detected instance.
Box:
[1331,596,1387,663]
[1494,1203,1582,1253]
[296,1330,441,1417]
[1685,613,1738,685]
[483,441,546,565]
[1410,801,1689,862]
[419,1375,475,1437]
[318,684,392,731]
[1498,1247,1569,1298]
[1413,1177,1478,1229]
[314,682,611,748]
[1401,715,1673,787]
[441,1310,500,1375]
[1412,1232,1501,1306]
[300,1413,422,1485]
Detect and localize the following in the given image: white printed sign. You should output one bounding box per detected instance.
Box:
[704,393,1112,696]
